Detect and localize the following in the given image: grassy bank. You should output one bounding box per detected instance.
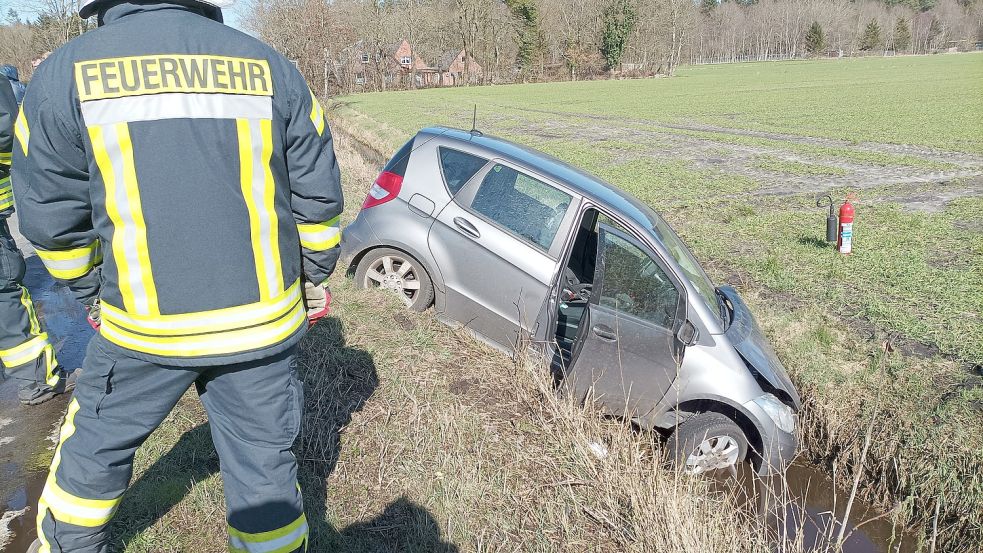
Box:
[98,135,810,553]
[330,54,983,550]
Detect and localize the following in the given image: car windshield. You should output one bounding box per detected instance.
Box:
[650,220,724,326]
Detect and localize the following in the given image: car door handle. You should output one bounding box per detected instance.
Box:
[453,217,480,239]
[592,324,618,342]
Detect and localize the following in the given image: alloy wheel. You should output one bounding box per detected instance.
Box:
[362,254,422,307]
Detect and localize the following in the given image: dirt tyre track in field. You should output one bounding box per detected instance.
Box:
[496,106,983,212]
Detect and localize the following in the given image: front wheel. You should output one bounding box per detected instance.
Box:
[355,248,435,312]
[669,412,748,475]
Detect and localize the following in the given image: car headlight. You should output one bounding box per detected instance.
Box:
[753,394,796,434]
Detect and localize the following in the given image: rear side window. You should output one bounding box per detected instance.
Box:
[385,138,415,177]
[470,164,571,251]
[438,147,487,195]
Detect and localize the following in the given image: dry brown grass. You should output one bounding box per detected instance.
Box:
[113,282,815,552]
[327,107,983,551]
[103,126,831,553]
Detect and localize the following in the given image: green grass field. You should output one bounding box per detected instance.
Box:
[340,54,983,154]
[33,55,978,552]
[332,54,983,549]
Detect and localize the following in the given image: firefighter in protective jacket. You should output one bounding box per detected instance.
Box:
[0,61,70,405]
[13,0,343,550]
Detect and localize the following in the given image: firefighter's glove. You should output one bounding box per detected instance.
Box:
[305,281,331,327]
[86,300,101,331]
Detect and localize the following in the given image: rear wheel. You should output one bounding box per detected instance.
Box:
[355,248,434,312]
[669,412,748,475]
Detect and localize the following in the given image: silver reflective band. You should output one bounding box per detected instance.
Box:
[81,93,273,125]
[101,124,153,315]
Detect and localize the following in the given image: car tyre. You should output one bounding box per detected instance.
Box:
[355,248,435,312]
[669,412,748,475]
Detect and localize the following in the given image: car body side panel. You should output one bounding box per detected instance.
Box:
[342,199,447,295]
[563,305,681,419]
[428,195,559,348]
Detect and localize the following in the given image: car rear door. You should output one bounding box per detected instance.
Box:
[564,224,687,419]
[428,160,579,350]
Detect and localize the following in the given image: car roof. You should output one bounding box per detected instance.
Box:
[418,127,665,231]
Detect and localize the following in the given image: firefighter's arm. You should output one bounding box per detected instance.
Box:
[284,72,344,287]
[0,80,16,168]
[11,78,101,307]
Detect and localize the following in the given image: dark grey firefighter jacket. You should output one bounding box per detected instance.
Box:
[11,2,344,366]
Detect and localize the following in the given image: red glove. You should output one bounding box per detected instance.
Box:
[86,301,101,331]
[305,281,331,327]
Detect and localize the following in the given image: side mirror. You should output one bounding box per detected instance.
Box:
[677,320,700,347]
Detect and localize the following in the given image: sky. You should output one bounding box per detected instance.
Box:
[224,0,253,32]
[1,0,254,32]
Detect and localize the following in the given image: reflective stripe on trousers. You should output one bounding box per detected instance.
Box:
[37,337,305,552]
[0,222,61,388]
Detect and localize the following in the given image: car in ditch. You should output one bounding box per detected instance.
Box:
[340,127,801,474]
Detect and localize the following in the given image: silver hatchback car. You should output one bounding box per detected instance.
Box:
[342,127,801,474]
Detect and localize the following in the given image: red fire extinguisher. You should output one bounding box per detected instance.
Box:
[837,196,855,255]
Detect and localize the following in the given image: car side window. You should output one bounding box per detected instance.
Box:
[598,229,679,329]
[438,147,488,195]
[469,164,571,251]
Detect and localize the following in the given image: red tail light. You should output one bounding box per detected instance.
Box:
[362,171,403,209]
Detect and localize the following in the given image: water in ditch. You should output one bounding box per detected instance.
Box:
[711,461,918,553]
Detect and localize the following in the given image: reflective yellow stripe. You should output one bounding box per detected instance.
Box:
[2,289,59,383]
[0,198,12,211]
[309,90,325,136]
[101,279,302,337]
[90,123,158,315]
[20,287,40,335]
[0,333,49,367]
[41,479,120,528]
[37,399,123,531]
[43,346,59,387]
[36,241,103,280]
[229,512,308,553]
[237,118,283,301]
[101,298,306,358]
[297,216,341,251]
[14,104,29,155]
[0,152,11,165]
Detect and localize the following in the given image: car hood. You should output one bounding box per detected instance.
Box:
[718,286,801,409]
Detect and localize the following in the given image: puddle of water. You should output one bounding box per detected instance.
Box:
[1,466,46,553]
[711,461,917,553]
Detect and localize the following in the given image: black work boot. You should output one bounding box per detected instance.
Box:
[18,368,79,406]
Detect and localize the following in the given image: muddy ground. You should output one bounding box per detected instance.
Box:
[0,215,93,551]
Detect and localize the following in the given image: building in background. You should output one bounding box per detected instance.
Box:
[438,49,482,86]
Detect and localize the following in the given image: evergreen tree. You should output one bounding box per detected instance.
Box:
[893,17,912,52]
[805,21,826,55]
[600,0,638,71]
[858,19,882,51]
[504,0,540,72]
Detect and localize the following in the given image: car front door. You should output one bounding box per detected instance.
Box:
[428,161,578,350]
[565,223,686,419]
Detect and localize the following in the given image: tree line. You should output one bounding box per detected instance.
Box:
[0,0,979,95]
[249,0,983,94]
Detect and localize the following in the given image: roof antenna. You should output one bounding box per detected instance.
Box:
[469,104,482,137]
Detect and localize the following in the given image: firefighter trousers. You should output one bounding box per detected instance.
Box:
[36,335,308,553]
[0,218,62,400]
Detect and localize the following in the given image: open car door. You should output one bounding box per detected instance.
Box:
[563,224,687,419]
